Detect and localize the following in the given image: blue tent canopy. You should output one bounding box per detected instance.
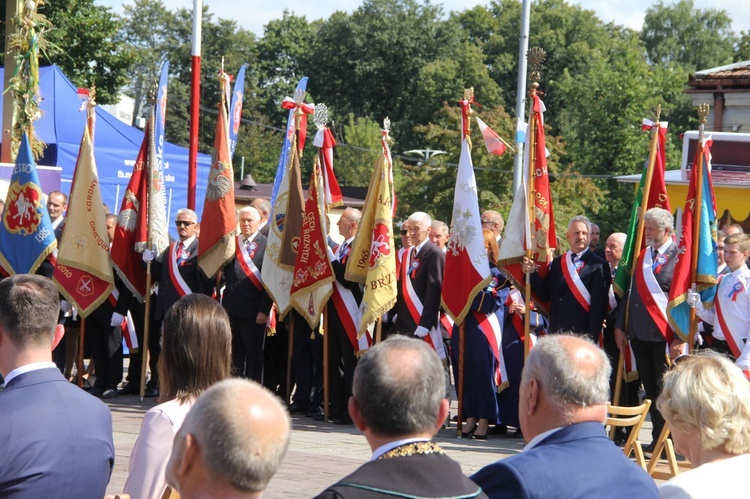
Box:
[0,65,212,240]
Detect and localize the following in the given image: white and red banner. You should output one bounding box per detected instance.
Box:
[442,97,491,324]
[313,125,343,208]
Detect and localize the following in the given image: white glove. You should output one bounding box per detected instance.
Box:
[687,290,700,308]
[60,299,72,314]
[142,249,154,263]
[326,246,336,262]
[110,312,126,328]
[392,313,398,325]
[381,312,389,324]
[414,326,429,338]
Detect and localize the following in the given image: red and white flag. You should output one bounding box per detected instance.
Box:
[199,70,238,279]
[111,123,149,302]
[442,98,491,323]
[498,92,557,313]
[313,125,343,207]
[475,116,508,157]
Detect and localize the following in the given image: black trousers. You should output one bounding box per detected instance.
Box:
[630,337,668,442]
[86,314,123,390]
[230,316,266,382]
[125,299,161,389]
[326,324,357,417]
[291,311,323,408]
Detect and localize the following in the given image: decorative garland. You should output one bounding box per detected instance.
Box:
[4,0,54,159]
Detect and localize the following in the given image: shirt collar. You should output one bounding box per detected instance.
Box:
[523,427,563,453]
[4,362,57,385]
[653,239,672,256]
[243,231,259,244]
[371,437,429,461]
[178,235,196,249]
[414,239,428,254]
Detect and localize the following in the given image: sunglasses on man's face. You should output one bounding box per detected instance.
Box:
[175,221,195,227]
[400,229,408,235]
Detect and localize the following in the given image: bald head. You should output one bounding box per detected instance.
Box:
[604,232,626,268]
[520,334,610,440]
[167,379,290,497]
[250,198,271,223]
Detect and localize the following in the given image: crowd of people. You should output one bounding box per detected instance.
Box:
[1,190,750,498]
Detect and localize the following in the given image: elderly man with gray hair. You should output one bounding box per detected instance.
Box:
[614,207,682,454]
[315,336,486,498]
[166,378,291,498]
[471,334,658,498]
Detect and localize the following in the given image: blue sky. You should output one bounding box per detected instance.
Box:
[98,0,749,38]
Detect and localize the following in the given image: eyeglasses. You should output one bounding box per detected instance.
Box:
[400,229,408,235]
[481,220,495,226]
[175,221,195,227]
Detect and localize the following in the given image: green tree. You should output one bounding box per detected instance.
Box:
[641,0,736,70]
[0,0,133,104]
[737,31,750,62]
[334,114,383,187]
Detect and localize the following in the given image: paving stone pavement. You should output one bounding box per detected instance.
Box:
[104,395,656,498]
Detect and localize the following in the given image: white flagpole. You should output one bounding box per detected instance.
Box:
[513,0,531,196]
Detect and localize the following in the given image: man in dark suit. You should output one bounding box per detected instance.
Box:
[315,336,486,499]
[222,207,272,382]
[523,215,610,343]
[471,334,658,499]
[143,208,213,320]
[0,274,115,497]
[324,208,364,424]
[394,212,446,357]
[615,207,684,452]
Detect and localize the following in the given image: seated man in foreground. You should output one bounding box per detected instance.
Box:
[0,274,115,497]
[166,378,291,498]
[471,334,658,499]
[315,335,486,499]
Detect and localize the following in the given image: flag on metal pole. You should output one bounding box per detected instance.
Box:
[271,77,309,208]
[475,116,511,157]
[0,133,57,274]
[198,69,237,279]
[52,125,114,317]
[442,90,491,324]
[228,64,247,160]
[290,158,335,327]
[345,119,398,335]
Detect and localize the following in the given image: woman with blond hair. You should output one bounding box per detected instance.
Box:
[124,294,232,499]
[657,352,750,498]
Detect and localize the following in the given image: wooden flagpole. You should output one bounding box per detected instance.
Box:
[613,106,662,406]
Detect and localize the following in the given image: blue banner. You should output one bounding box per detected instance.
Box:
[228,64,246,160]
[270,76,308,211]
[0,133,57,274]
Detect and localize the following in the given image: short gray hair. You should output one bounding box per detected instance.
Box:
[643,207,673,231]
[408,211,431,229]
[181,378,291,492]
[567,215,591,234]
[431,220,449,235]
[353,336,445,437]
[344,207,362,224]
[523,334,610,416]
[239,206,261,221]
[251,198,271,217]
[176,208,198,223]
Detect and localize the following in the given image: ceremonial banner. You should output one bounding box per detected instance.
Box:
[498,93,556,313]
[141,62,170,256]
[0,133,57,275]
[475,116,508,156]
[345,126,397,335]
[263,118,306,319]
[111,123,149,301]
[442,98,491,324]
[614,122,671,298]
[199,71,237,279]
[271,77,308,207]
[667,137,718,341]
[53,126,114,317]
[228,64,247,160]
[313,125,343,208]
[290,159,334,327]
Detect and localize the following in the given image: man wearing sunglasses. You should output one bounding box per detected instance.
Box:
[143,209,213,321]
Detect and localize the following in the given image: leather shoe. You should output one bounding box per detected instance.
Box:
[489,424,508,435]
[88,386,104,397]
[144,387,159,398]
[309,407,326,421]
[288,402,308,415]
[333,414,353,425]
[102,389,118,399]
[470,433,488,440]
[512,428,524,439]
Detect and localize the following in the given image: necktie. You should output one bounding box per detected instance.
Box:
[246,239,252,251]
[176,242,185,265]
[411,247,417,263]
[571,252,577,263]
[652,248,658,260]
[339,241,349,259]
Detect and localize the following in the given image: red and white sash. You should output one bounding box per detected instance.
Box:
[108,287,138,351]
[401,249,446,359]
[168,242,193,297]
[331,281,371,353]
[236,235,263,291]
[715,277,744,361]
[440,312,455,333]
[561,251,591,312]
[472,310,507,391]
[634,248,672,341]
[507,288,537,348]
